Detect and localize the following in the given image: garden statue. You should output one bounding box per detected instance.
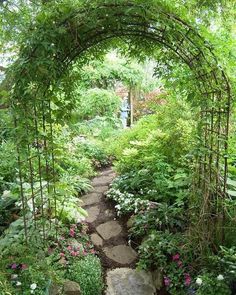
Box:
[120,96,130,128]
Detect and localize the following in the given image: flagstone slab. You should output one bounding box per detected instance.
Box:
[105,268,156,295]
[104,209,115,218]
[92,176,115,187]
[103,245,137,264]
[85,205,100,223]
[92,185,109,194]
[101,169,114,176]
[96,221,122,240]
[91,233,103,247]
[81,192,102,206]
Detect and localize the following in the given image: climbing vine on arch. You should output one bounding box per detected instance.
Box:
[7,0,232,252]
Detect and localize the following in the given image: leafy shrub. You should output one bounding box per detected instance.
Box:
[66,255,103,295]
[0,189,19,234]
[77,140,111,168]
[137,231,195,295]
[130,203,185,238]
[109,98,195,169]
[75,88,120,120]
[71,116,121,141]
[195,274,231,295]
[106,187,150,215]
[0,140,17,192]
[137,230,185,270]
[0,244,59,295]
[108,167,189,206]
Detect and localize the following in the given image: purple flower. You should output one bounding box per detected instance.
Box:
[172,253,180,261]
[69,228,75,237]
[184,273,192,286]
[164,276,171,286]
[11,263,17,269]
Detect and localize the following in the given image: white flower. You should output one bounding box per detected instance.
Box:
[217,274,224,281]
[2,190,11,198]
[16,281,22,286]
[196,278,203,285]
[11,274,18,279]
[30,283,37,290]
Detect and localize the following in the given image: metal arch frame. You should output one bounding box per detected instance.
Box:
[11,1,231,245]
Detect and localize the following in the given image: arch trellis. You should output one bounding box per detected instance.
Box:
[10,1,231,246]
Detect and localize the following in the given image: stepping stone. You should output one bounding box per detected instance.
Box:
[91,233,103,247]
[81,192,102,206]
[105,209,115,218]
[105,268,156,295]
[92,185,109,194]
[63,280,81,295]
[92,176,115,187]
[96,221,122,240]
[103,245,137,264]
[85,205,100,223]
[101,168,114,176]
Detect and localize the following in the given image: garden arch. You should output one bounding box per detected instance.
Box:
[11,0,231,244]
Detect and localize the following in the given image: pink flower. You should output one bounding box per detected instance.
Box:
[60,253,65,257]
[67,246,72,251]
[71,251,78,257]
[69,228,75,237]
[21,264,28,270]
[164,276,171,287]
[11,263,17,269]
[82,250,87,256]
[172,253,180,261]
[177,260,183,268]
[184,273,191,286]
[90,249,96,254]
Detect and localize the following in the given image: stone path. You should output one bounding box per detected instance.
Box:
[81,167,158,295]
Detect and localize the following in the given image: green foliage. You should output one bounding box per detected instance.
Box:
[0,141,17,192]
[110,98,195,169]
[75,88,120,120]
[107,98,193,216]
[130,203,185,238]
[0,221,101,295]
[0,244,60,295]
[71,52,155,91]
[76,140,111,168]
[66,255,103,295]
[71,116,121,141]
[0,189,18,234]
[195,274,231,295]
[137,230,185,270]
[106,187,150,216]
